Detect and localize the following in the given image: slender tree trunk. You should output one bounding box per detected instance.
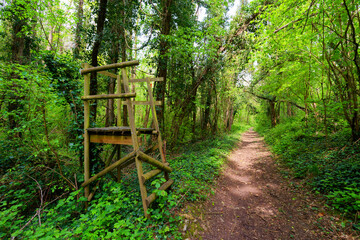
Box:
[120,0,129,126]
[203,85,212,130]
[46,27,54,51]
[269,100,277,127]
[212,85,218,134]
[74,0,84,58]
[155,0,172,133]
[90,0,108,121]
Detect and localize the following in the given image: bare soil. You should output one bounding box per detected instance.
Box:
[181,129,358,240]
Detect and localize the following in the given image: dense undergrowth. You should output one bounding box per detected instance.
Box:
[256,118,360,227]
[0,123,249,239]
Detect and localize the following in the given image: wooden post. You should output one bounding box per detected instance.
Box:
[82,63,91,201]
[122,68,149,217]
[116,75,122,182]
[146,78,169,180]
[117,145,121,182]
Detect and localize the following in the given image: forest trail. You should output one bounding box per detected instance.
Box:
[186,129,352,240]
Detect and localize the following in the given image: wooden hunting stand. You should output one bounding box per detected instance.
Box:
[80,60,173,217]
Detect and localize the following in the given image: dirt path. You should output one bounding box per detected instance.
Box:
[184,129,355,240]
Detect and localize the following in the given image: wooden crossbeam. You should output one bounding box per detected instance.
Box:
[145,179,174,207]
[81,151,136,187]
[80,60,139,74]
[142,169,162,182]
[138,151,172,173]
[81,93,136,100]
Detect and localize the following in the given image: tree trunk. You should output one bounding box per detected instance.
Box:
[269,100,277,127]
[155,0,172,132]
[74,0,84,58]
[90,0,108,122]
[203,85,212,130]
[120,0,128,126]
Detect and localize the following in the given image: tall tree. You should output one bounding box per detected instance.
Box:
[90,0,108,121]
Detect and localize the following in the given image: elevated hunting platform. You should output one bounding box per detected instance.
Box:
[80,60,173,217]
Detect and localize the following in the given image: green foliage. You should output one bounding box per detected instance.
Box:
[0,123,248,239]
[258,118,360,217]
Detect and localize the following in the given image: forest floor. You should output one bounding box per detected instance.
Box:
[181,129,358,240]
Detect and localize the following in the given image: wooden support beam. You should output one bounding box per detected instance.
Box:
[81,151,136,188]
[80,60,139,75]
[142,169,162,182]
[145,179,174,207]
[82,63,91,201]
[146,78,169,180]
[138,151,172,173]
[129,77,163,83]
[81,93,136,100]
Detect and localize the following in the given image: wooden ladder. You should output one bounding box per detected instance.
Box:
[80,60,173,217]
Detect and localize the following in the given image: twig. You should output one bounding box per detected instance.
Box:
[170,188,191,212]
[43,166,76,190]
[10,212,38,240]
[25,174,43,227]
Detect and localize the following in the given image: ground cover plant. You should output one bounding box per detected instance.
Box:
[256,119,360,229]
[0,123,249,239]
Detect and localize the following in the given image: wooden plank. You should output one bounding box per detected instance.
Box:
[145,179,174,207]
[81,151,136,187]
[81,93,136,100]
[138,151,172,173]
[90,135,133,145]
[129,77,164,83]
[80,60,139,75]
[82,63,91,201]
[142,169,162,182]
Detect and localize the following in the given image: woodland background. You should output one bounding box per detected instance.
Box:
[1,0,360,238]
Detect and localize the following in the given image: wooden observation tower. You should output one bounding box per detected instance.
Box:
[80,60,173,217]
